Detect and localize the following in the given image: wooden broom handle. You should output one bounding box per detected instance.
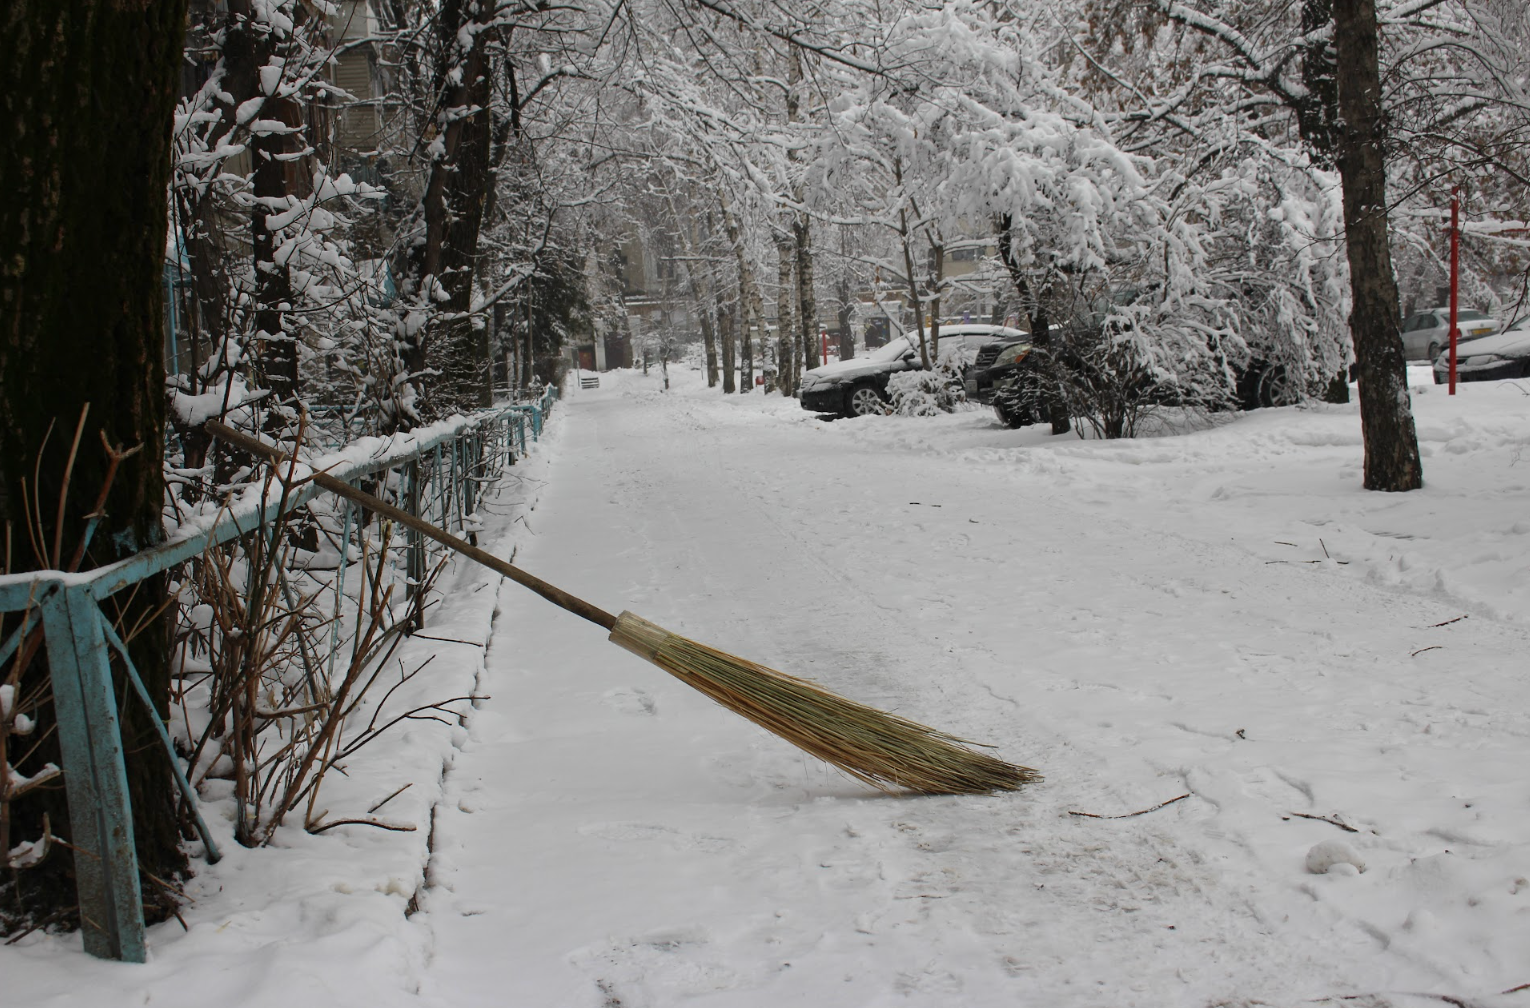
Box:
[205,420,618,631]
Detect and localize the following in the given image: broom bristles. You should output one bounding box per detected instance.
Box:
[608,612,1039,795]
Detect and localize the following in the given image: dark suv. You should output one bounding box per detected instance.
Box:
[964,335,1044,426]
[967,327,1303,428]
[799,324,1025,418]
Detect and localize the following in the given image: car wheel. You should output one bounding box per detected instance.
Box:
[845,383,887,417]
[1255,364,1299,408]
[994,403,1029,428]
[1426,341,1442,363]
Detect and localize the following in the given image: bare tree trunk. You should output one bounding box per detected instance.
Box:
[670,198,719,388]
[900,206,931,370]
[394,0,496,424]
[927,233,944,367]
[836,275,854,361]
[700,299,720,388]
[784,48,819,383]
[228,2,309,406]
[776,232,799,394]
[719,302,737,393]
[0,0,189,932]
[793,215,818,378]
[236,15,305,427]
[522,295,536,389]
[1333,0,1422,491]
[739,293,754,392]
[718,195,766,394]
[743,253,770,392]
[996,214,1070,434]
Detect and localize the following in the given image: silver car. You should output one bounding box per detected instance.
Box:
[1400,308,1499,361]
[1432,318,1530,383]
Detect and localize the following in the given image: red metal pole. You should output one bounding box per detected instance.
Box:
[821,328,828,365]
[1449,187,1460,394]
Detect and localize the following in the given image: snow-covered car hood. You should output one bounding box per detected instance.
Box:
[1435,324,1530,362]
[800,355,906,386]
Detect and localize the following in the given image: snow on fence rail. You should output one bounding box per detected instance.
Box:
[0,385,557,962]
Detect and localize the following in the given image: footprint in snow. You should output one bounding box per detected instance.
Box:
[602,686,656,715]
[578,821,736,853]
[572,927,754,1004]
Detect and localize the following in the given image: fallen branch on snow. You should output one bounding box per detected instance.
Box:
[1068,793,1190,819]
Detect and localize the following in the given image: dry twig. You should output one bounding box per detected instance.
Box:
[1069,793,1191,819]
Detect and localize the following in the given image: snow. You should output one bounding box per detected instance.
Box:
[6,365,1530,1006]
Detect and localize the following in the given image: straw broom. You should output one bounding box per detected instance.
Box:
[207,421,1038,794]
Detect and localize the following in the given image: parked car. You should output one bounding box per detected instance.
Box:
[1432,319,1530,383]
[1400,308,1499,361]
[964,335,1041,426]
[965,335,1031,403]
[798,324,1024,417]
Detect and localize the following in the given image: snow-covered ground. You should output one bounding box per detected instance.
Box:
[7,365,1530,1007]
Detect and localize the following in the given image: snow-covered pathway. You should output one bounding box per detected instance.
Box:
[413,370,1530,1008]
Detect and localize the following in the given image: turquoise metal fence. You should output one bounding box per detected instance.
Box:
[0,387,556,962]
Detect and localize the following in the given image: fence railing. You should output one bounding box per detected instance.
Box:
[0,385,557,962]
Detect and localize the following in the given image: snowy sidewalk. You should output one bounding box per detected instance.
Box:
[411,369,1530,1008]
[6,367,1528,1007]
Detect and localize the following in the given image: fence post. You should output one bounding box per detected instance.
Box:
[462,430,478,547]
[38,581,147,962]
[403,459,424,630]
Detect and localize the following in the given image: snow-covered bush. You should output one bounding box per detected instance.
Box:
[887,361,966,416]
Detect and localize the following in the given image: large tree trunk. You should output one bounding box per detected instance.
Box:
[395,0,496,424]
[1296,0,1341,168]
[0,0,189,932]
[224,2,306,427]
[250,139,301,426]
[1332,0,1422,491]
[996,214,1070,434]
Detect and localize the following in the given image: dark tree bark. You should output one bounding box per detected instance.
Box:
[1295,0,1341,168]
[719,304,737,394]
[396,0,497,424]
[1296,0,1353,405]
[700,299,720,388]
[775,232,799,396]
[0,0,189,930]
[739,291,754,392]
[836,277,854,361]
[794,215,818,379]
[996,214,1070,434]
[1332,0,1422,491]
[222,0,307,423]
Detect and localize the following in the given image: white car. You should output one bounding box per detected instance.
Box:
[1432,318,1530,383]
[1400,307,1499,362]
